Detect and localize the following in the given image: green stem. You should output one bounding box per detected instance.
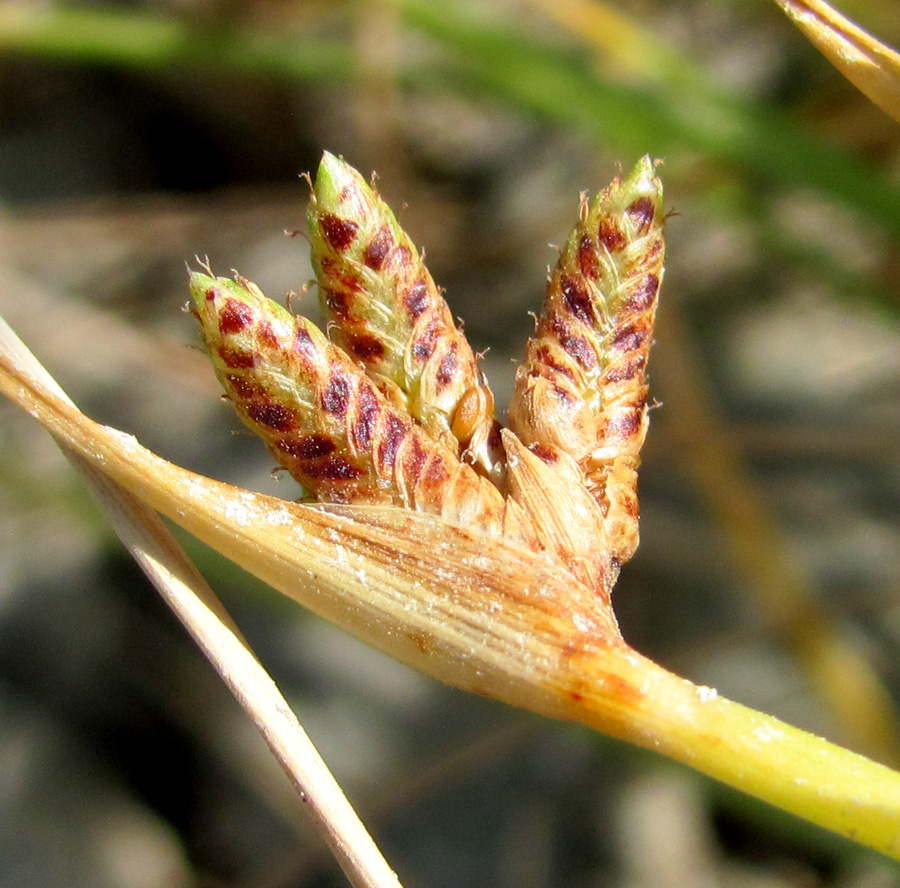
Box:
[567,649,900,860]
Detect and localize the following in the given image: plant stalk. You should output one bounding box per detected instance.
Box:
[0,315,405,888]
[3,340,900,860]
[558,649,900,859]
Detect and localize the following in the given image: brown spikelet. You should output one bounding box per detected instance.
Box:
[508,156,664,566]
[189,272,507,531]
[307,152,505,483]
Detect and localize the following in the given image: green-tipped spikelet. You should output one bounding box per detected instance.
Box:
[307,152,504,483]
[508,156,665,567]
[188,271,507,529]
[189,155,664,591]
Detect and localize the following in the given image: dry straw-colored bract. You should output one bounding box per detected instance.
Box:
[4,154,900,862]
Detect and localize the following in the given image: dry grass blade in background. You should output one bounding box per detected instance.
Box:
[773,0,900,122]
[0,316,404,888]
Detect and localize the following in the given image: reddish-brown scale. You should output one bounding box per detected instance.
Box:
[598,217,627,252]
[533,344,577,381]
[521,361,551,385]
[378,414,408,469]
[324,288,351,320]
[219,298,255,335]
[304,455,363,481]
[338,270,364,293]
[363,224,394,270]
[256,321,279,351]
[411,319,439,363]
[321,372,350,417]
[294,327,317,360]
[626,197,655,234]
[219,347,255,369]
[551,384,577,406]
[642,240,663,267]
[247,402,296,432]
[347,334,386,362]
[605,355,646,384]
[578,234,600,279]
[380,244,411,276]
[528,443,558,464]
[612,325,648,353]
[553,325,597,371]
[487,423,503,450]
[351,383,380,450]
[281,434,337,460]
[404,281,429,318]
[436,345,458,388]
[225,373,264,400]
[318,257,365,295]
[627,275,659,312]
[560,275,597,327]
[604,409,643,442]
[564,337,595,370]
[320,214,359,251]
[425,456,450,486]
[402,435,428,481]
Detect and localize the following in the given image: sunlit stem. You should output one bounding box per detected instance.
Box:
[557,650,900,860]
[3,351,900,861]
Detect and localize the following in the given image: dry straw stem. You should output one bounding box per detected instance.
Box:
[773,0,900,123]
[4,156,900,861]
[0,315,404,888]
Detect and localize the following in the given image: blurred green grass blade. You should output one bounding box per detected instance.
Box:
[2,3,899,236]
[396,0,900,236]
[0,6,351,79]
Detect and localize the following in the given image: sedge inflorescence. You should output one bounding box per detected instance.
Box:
[190,152,664,608]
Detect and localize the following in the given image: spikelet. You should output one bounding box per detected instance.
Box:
[190,154,663,594]
[508,156,664,567]
[189,271,507,531]
[307,152,504,483]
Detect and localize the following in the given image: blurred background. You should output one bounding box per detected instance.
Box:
[2,1,900,886]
